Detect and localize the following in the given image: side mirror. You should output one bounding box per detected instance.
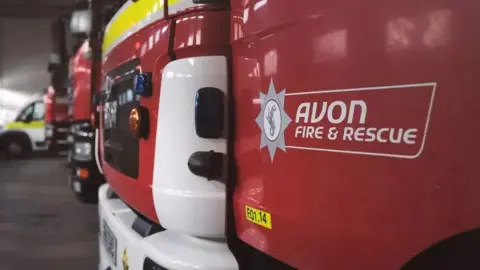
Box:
[70,10,92,35]
[83,47,93,60]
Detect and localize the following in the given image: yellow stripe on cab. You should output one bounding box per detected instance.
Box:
[102,0,180,54]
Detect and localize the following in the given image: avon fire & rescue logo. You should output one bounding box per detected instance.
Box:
[256,80,436,161]
[256,80,292,161]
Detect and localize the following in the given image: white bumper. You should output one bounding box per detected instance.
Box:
[98,184,238,270]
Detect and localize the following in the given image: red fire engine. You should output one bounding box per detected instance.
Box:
[65,1,108,203]
[97,0,480,269]
[45,17,70,155]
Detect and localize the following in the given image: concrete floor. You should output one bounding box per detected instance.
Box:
[0,156,98,269]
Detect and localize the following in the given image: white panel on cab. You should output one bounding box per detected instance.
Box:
[152,56,228,238]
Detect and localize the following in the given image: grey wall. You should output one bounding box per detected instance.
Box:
[0,18,54,123]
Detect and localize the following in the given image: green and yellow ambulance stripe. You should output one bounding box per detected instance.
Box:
[4,120,45,130]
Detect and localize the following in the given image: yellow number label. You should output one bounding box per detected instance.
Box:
[245,205,272,229]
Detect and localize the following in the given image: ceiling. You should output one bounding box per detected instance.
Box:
[0,0,77,18]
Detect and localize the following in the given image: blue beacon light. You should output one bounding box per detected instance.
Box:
[134,72,152,97]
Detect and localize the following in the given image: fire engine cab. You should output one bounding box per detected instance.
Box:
[97,0,480,269]
[45,17,71,155]
[98,0,237,269]
[65,1,106,203]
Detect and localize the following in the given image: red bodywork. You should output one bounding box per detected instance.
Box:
[44,85,68,124]
[232,0,480,269]
[100,0,480,269]
[100,6,230,222]
[70,40,94,121]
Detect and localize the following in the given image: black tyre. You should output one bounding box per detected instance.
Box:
[3,136,31,159]
[402,229,480,270]
[47,143,59,156]
[77,191,99,204]
[72,180,99,204]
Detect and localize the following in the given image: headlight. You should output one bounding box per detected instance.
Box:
[73,142,92,161]
[45,125,54,137]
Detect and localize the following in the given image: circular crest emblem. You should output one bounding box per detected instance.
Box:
[263,99,282,141]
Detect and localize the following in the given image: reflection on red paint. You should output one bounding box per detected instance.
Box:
[314,29,347,63]
[264,49,277,76]
[424,9,452,48]
[386,17,416,51]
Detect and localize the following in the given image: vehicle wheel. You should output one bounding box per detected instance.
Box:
[4,137,30,159]
[48,143,59,156]
[78,193,98,204]
[78,192,98,204]
[402,229,480,270]
[75,184,99,204]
